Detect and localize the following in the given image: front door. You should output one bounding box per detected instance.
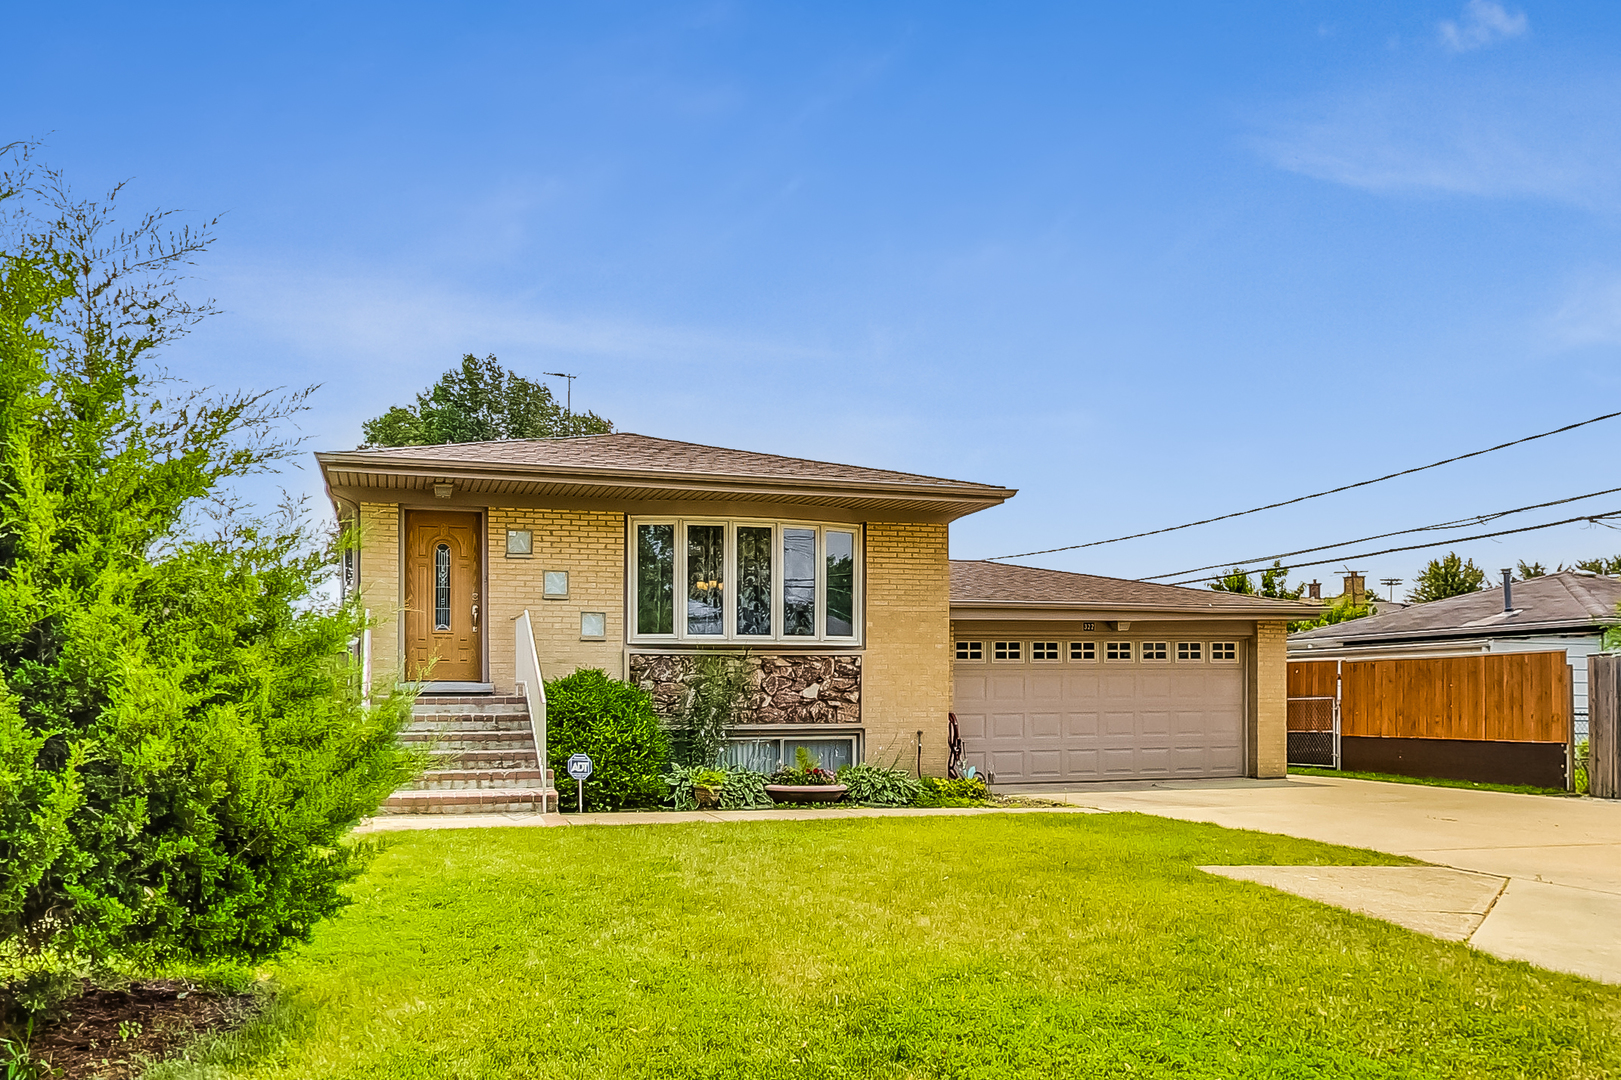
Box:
[404,511,482,683]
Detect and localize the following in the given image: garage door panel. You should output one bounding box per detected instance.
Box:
[956,656,1245,784]
[1028,750,1062,777]
[1029,712,1062,738]
[991,712,1025,739]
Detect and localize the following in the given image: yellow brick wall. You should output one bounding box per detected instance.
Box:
[861,523,953,775]
[356,502,401,683]
[487,508,627,691]
[1251,620,1288,778]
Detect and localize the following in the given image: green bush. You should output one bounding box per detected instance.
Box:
[545,670,668,811]
[915,776,990,808]
[839,763,921,807]
[0,150,418,1019]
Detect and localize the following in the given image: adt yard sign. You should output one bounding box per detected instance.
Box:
[567,753,593,813]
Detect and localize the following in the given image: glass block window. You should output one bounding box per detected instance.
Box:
[543,570,569,598]
[955,641,983,661]
[1106,641,1132,662]
[1177,641,1202,662]
[433,544,451,631]
[1070,641,1096,661]
[1212,641,1238,662]
[1031,641,1060,661]
[994,641,1022,661]
[505,529,532,556]
[1142,642,1169,661]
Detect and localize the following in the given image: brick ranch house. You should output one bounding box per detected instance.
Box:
[318,434,1314,805]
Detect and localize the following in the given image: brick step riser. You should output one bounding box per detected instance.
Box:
[406,718,532,733]
[427,752,540,770]
[411,708,530,721]
[402,735,535,751]
[379,790,556,815]
[415,695,527,708]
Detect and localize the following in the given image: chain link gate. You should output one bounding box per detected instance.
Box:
[1287,660,1341,769]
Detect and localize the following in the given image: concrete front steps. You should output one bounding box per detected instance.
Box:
[382,695,558,815]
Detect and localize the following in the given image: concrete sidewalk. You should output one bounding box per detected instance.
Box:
[1045,776,1621,984]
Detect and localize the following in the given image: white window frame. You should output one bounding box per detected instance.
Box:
[629,517,862,644]
[1176,641,1203,663]
[1030,640,1061,663]
[1210,641,1239,664]
[1140,641,1170,663]
[955,640,984,662]
[1069,641,1097,663]
[993,640,1023,663]
[1105,641,1133,663]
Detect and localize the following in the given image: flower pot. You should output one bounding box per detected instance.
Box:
[694,785,720,809]
[764,783,848,805]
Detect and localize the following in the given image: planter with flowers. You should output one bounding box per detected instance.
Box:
[765,748,847,804]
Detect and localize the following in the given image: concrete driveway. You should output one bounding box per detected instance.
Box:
[1043,775,1621,984]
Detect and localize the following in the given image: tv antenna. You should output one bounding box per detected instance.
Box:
[544,371,577,414]
[1379,577,1402,601]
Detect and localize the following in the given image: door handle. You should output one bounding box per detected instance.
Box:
[471,603,479,631]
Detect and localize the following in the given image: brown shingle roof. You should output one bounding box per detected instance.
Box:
[342,433,1004,491]
[1290,571,1621,645]
[950,560,1323,615]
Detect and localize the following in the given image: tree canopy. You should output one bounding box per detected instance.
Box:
[0,144,413,1016]
[361,354,612,446]
[1210,561,1303,600]
[1408,552,1486,603]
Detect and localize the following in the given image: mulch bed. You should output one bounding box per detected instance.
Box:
[20,980,259,1079]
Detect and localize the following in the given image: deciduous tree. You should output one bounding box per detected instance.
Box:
[361,354,611,446]
[1408,552,1485,603]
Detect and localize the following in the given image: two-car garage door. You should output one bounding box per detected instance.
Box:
[954,645,1246,783]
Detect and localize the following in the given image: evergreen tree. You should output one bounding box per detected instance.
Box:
[361,354,612,446]
[0,145,414,1015]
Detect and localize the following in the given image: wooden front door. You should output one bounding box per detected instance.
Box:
[405,511,483,683]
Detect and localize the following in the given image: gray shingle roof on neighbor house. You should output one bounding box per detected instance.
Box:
[1290,571,1621,646]
[950,560,1322,616]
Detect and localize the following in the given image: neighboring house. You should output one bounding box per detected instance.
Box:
[1290,571,1621,738]
[317,433,1310,788]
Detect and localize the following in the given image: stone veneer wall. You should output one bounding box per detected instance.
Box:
[629,653,861,724]
[860,522,952,774]
[1249,620,1288,778]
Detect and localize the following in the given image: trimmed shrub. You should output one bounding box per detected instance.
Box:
[915,776,990,808]
[545,670,668,811]
[839,763,921,807]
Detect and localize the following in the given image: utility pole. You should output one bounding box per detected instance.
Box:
[544,371,577,414]
[1379,578,1402,602]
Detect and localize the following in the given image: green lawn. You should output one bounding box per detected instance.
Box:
[163,814,1621,1079]
[1289,766,1572,797]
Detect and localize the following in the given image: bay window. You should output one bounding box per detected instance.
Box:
[632,518,861,643]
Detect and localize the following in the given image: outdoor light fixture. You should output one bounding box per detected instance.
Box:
[432,482,454,499]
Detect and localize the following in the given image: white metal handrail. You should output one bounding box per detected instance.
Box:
[514,610,554,801]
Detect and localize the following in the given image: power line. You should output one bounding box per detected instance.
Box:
[1164,509,1621,587]
[984,407,1621,562]
[1142,484,1621,582]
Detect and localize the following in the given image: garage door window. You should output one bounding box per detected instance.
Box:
[1106,642,1132,662]
[1211,641,1238,662]
[1069,641,1096,662]
[1031,641,1060,662]
[1177,641,1203,662]
[1141,642,1169,662]
[994,641,1022,662]
[955,640,983,661]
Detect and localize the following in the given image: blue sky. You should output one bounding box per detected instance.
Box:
[7,0,1621,596]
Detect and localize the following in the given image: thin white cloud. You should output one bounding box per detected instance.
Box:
[1439,1,1528,53]
[1550,274,1621,345]
[1250,74,1621,213]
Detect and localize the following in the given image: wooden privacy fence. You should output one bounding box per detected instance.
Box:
[1591,654,1619,799]
[1288,651,1574,788]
